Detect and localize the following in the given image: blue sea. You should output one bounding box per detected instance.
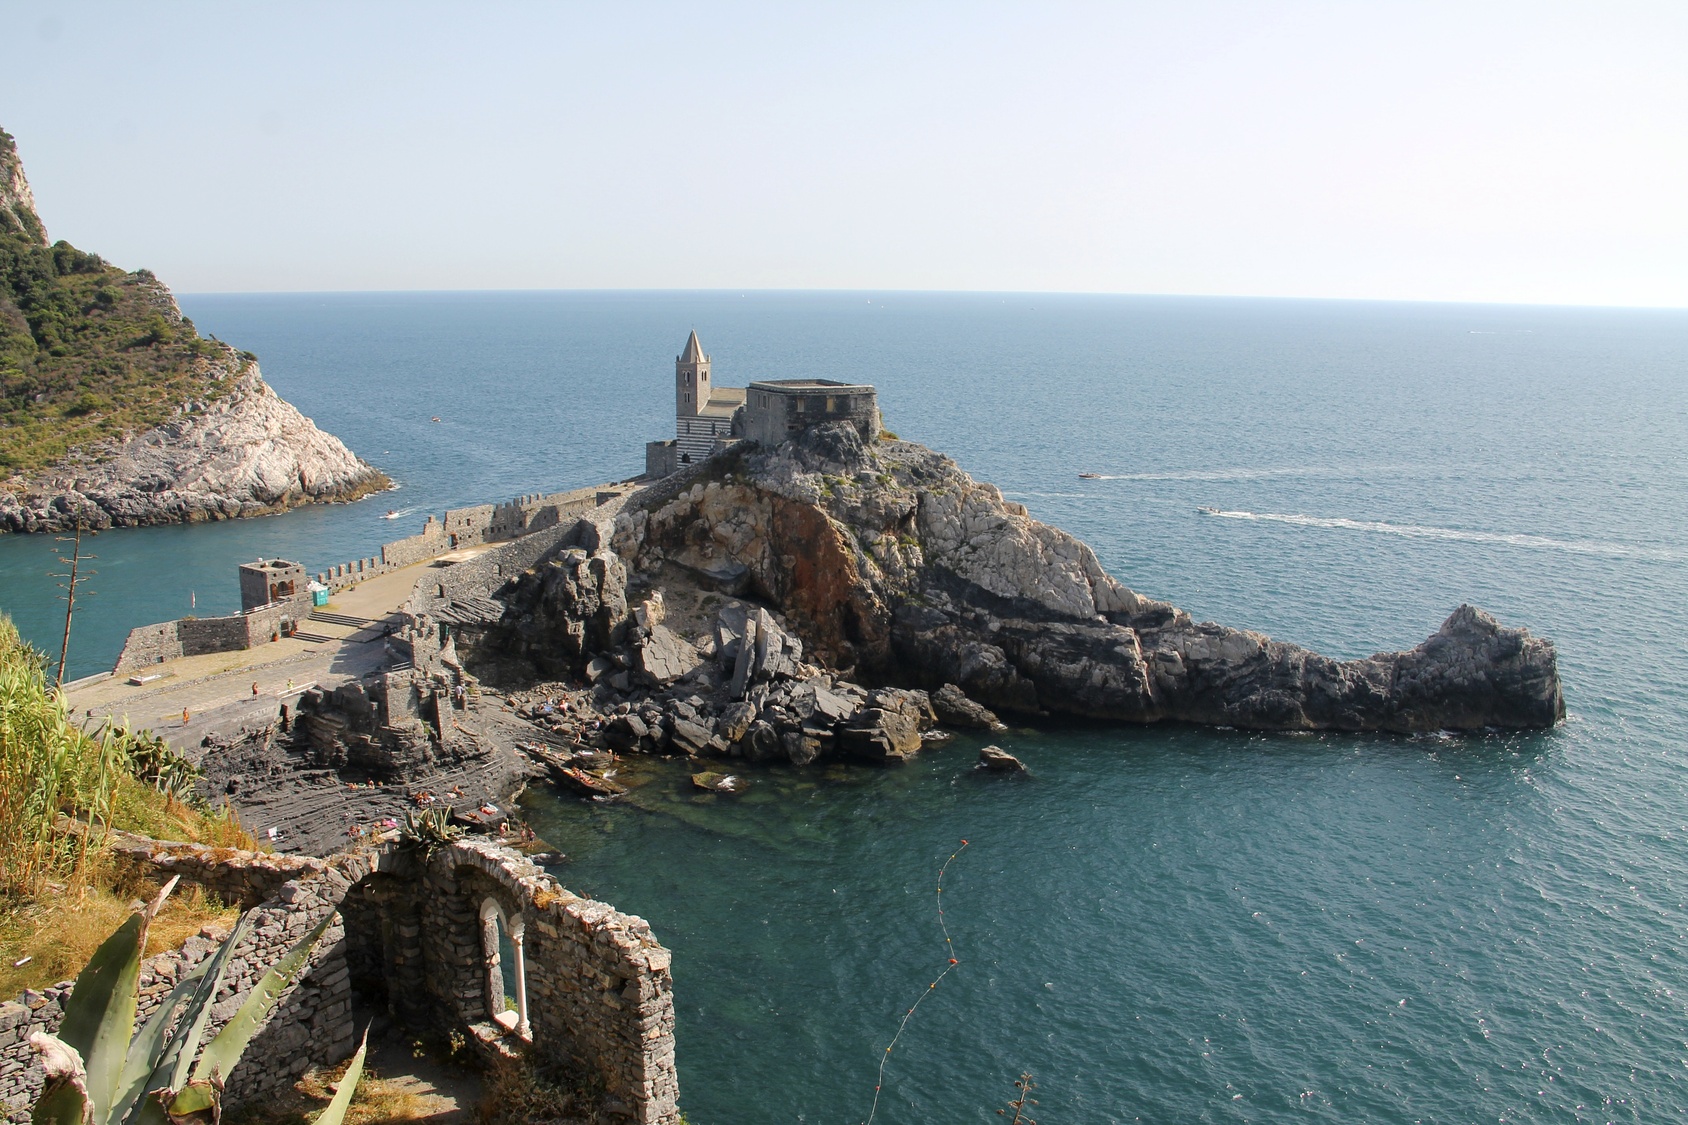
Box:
[2,292,1686,1123]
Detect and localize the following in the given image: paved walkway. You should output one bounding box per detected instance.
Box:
[65,547,496,759]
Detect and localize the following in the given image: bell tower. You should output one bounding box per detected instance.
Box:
[676,330,710,419]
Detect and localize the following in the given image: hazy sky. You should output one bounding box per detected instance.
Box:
[4,1,1685,305]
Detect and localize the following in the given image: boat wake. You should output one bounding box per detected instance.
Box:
[1200,508,1687,561]
[382,506,420,521]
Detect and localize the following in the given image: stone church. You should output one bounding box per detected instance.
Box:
[645,331,879,478]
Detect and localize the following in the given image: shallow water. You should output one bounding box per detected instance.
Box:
[3,292,1686,1122]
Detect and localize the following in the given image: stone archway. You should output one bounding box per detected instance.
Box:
[478,895,531,1040]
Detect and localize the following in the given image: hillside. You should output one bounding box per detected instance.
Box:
[0,127,385,531]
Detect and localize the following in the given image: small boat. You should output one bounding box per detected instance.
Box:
[1197,506,1220,515]
[557,765,627,798]
[1078,472,1102,479]
[430,416,442,423]
[383,509,400,519]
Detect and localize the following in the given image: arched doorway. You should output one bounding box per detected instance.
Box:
[479,897,531,1040]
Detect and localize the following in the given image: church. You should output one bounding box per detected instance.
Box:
[644,331,880,478]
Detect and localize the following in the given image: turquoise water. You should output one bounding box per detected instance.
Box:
[3,293,1686,1121]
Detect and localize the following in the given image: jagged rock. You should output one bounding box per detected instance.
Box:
[633,625,701,685]
[717,701,757,744]
[612,437,1562,734]
[932,683,1002,730]
[866,687,935,729]
[840,708,923,762]
[604,713,649,751]
[742,720,784,763]
[784,731,825,766]
[501,548,630,676]
[669,717,714,756]
[976,745,1026,773]
[0,362,389,534]
[633,591,666,629]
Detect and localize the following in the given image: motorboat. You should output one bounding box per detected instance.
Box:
[1078,472,1102,479]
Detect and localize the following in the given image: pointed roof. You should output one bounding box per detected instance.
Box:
[679,330,706,365]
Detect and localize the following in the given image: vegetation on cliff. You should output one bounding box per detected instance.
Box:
[0,612,246,996]
[0,129,252,475]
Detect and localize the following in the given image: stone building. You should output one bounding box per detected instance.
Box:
[742,379,879,447]
[239,558,306,611]
[645,332,879,478]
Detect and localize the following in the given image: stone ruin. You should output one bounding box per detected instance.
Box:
[0,836,679,1125]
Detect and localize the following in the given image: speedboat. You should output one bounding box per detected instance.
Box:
[1078,472,1102,479]
[1197,506,1220,515]
[383,509,400,519]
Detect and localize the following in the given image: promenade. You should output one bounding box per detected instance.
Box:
[65,546,496,760]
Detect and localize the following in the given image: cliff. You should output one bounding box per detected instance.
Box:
[606,424,1563,733]
[0,127,385,532]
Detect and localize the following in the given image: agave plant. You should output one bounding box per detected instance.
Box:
[29,876,366,1125]
[397,806,463,857]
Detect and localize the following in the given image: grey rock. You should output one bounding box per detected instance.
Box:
[633,625,701,686]
[839,708,923,762]
[932,683,1002,730]
[976,745,1026,772]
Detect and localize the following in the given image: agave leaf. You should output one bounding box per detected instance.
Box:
[56,878,178,1125]
[162,1080,218,1125]
[191,910,337,1085]
[29,1032,93,1125]
[109,962,208,1125]
[309,1028,368,1125]
[160,912,255,1097]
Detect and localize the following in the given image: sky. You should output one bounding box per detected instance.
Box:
[3,1,1685,306]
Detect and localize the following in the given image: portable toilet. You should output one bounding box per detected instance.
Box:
[309,580,330,608]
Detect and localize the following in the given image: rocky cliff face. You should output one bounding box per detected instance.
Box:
[609,425,1563,733]
[0,125,386,532]
[0,355,387,532]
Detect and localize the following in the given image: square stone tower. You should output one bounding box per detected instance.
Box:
[239,558,306,611]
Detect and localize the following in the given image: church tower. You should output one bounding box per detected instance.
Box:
[676,330,710,419]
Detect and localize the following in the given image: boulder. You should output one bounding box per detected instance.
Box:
[717,700,757,744]
[633,625,701,686]
[976,745,1026,773]
[931,683,1002,730]
[839,708,923,762]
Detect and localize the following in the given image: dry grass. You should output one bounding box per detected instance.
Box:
[0,874,236,996]
[225,1053,453,1125]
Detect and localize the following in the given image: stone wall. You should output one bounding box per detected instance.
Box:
[114,592,314,674]
[109,482,631,674]
[1,862,354,1123]
[744,380,879,447]
[3,838,679,1125]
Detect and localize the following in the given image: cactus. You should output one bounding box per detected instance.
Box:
[27,876,358,1125]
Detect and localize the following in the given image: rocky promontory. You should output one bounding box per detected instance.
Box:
[449,423,1560,763]
[0,353,387,533]
[605,425,1562,733]
[0,126,384,532]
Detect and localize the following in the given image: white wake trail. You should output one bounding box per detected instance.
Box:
[1202,509,1687,561]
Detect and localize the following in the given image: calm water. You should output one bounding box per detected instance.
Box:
[3,292,1686,1122]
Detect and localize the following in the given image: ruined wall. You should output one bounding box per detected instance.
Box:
[1,859,356,1123]
[4,838,678,1125]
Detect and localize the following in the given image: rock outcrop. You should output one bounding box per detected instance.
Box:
[1,358,387,533]
[608,426,1564,733]
[0,125,385,533]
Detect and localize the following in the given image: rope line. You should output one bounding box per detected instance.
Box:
[863,838,970,1125]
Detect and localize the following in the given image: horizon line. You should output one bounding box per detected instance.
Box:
[172,286,1688,314]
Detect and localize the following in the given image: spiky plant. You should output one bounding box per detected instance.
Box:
[28,876,366,1125]
[396,807,463,857]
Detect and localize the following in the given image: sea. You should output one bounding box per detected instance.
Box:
[1,291,1685,1123]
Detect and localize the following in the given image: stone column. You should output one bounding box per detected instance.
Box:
[511,927,531,1040]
